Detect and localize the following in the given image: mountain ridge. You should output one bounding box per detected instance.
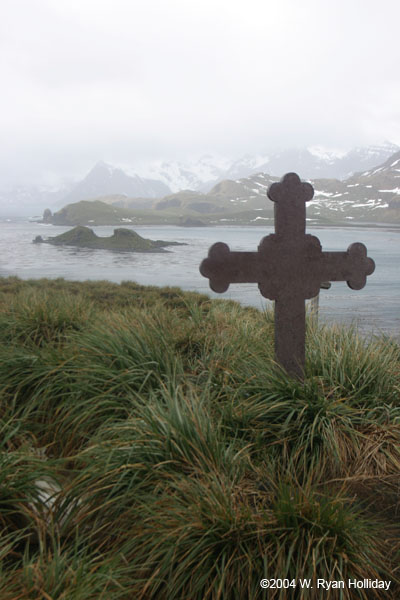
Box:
[1,142,399,217]
[45,149,400,227]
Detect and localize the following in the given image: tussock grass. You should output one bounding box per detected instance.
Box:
[0,286,95,346]
[0,276,399,598]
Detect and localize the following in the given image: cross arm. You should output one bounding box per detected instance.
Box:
[199,242,263,293]
[320,243,375,290]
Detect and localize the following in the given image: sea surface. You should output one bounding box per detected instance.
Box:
[1,222,399,341]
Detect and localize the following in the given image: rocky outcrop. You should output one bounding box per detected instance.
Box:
[33,226,186,252]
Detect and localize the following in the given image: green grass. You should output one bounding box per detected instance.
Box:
[0,276,399,599]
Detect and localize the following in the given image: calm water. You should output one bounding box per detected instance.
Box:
[1,222,399,340]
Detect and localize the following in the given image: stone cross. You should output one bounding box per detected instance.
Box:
[199,172,375,379]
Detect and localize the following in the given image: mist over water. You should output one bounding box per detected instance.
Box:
[1,222,399,341]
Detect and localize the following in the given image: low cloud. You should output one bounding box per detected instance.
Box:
[1,0,399,186]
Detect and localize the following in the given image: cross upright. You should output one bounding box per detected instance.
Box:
[199,172,375,379]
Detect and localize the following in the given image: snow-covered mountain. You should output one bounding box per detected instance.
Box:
[59,161,171,206]
[131,154,231,193]
[0,161,173,217]
[135,150,400,226]
[1,142,399,217]
[225,142,400,182]
[43,149,400,227]
[132,142,400,192]
[206,149,400,224]
[329,142,400,179]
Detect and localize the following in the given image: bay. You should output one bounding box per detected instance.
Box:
[0,222,399,341]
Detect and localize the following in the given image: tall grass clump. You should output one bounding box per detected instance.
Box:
[306,321,400,409]
[71,308,183,398]
[0,287,96,346]
[0,276,399,598]
[106,466,390,599]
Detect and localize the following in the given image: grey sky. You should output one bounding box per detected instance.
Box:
[1,0,400,186]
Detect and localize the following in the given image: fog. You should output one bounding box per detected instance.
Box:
[1,0,400,187]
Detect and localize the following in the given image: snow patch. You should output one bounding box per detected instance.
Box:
[370,167,384,175]
[313,190,334,197]
[308,145,347,160]
[378,188,400,194]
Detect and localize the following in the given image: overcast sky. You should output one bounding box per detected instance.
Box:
[1,0,400,186]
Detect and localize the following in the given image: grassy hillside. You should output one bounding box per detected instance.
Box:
[50,199,184,226]
[48,191,400,229]
[51,199,142,226]
[0,276,399,598]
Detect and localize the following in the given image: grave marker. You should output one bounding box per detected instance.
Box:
[199,172,375,379]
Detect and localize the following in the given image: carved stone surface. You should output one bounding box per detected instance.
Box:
[200,172,375,379]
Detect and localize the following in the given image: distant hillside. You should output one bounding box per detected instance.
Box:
[47,150,400,227]
[50,199,140,226]
[143,152,400,225]
[55,143,400,208]
[47,198,183,226]
[2,142,399,218]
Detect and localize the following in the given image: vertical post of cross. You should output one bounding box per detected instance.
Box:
[266,173,315,378]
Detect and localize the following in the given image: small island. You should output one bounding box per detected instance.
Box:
[33,226,186,253]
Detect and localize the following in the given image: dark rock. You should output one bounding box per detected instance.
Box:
[33,226,186,253]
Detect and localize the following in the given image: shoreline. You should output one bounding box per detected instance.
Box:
[2,218,400,232]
